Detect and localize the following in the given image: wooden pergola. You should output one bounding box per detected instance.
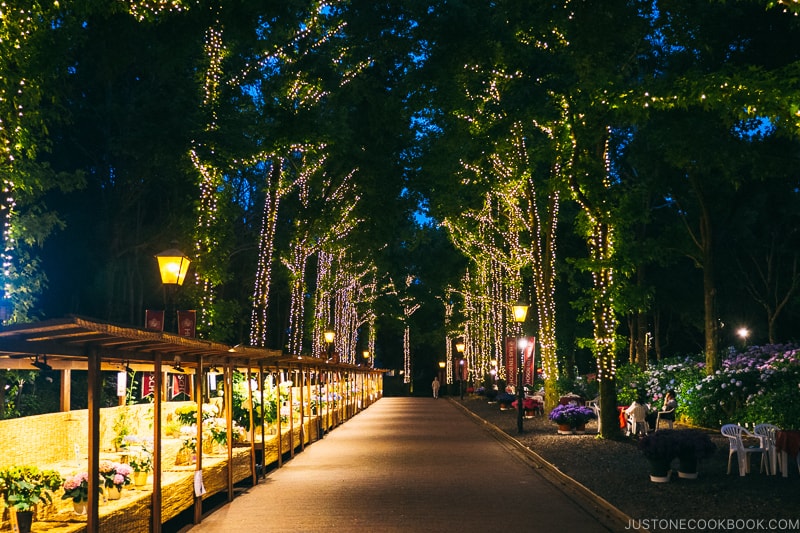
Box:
[0,315,382,532]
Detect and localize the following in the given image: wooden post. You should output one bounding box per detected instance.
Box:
[60,369,71,412]
[87,347,100,533]
[225,363,234,501]
[194,355,204,525]
[152,352,163,533]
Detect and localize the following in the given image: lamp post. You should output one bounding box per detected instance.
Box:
[155,244,191,332]
[512,300,529,434]
[324,328,335,360]
[455,341,465,400]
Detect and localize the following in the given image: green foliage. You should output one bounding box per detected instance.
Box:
[641,355,706,419]
[0,465,63,511]
[0,370,59,418]
[551,373,598,400]
[640,345,800,429]
[615,363,648,406]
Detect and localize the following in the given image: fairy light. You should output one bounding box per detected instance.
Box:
[0,2,60,321]
[124,0,195,23]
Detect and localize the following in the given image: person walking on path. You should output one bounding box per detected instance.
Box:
[432,377,441,399]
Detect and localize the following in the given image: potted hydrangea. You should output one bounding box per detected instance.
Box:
[0,466,63,532]
[495,392,516,410]
[675,429,716,479]
[639,429,717,481]
[638,430,680,482]
[62,472,93,514]
[99,460,132,500]
[129,449,153,489]
[548,404,596,434]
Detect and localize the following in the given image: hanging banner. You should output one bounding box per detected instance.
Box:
[171,374,189,399]
[141,372,156,399]
[523,337,536,386]
[145,310,164,331]
[177,310,196,338]
[505,337,517,380]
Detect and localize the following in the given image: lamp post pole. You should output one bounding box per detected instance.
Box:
[512,301,529,434]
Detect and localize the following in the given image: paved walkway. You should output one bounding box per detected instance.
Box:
[184,397,621,533]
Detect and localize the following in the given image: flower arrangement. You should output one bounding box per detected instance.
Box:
[174,404,217,426]
[675,429,716,461]
[99,461,133,489]
[638,430,680,461]
[0,465,63,511]
[61,472,90,503]
[495,392,516,405]
[512,397,541,411]
[548,404,595,427]
[129,449,153,473]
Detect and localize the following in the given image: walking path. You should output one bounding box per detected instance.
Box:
[184,397,624,533]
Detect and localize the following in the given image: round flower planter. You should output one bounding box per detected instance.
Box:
[12,510,34,533]
[574,424,586,434]
[678,456,698,479]
[557,424,573,435]
[73,500,88,515]
[133,471,149,488]
[106,485,122,500]
[647,458,672,482]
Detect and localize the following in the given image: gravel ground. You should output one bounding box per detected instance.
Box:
[458,395,800,533]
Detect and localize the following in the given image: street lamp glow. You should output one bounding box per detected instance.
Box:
[324,329,335,344]
[155,246,191,285]
[737,327,749,340]
[512,301,529,323]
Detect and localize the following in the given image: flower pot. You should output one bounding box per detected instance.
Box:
[648,458,672,482]
[133,471,149,488]
[574,423,587,434]
[11,509,34,533]
[678,455,698,478]
[73,500,88,515]
[106,485,122,500]
[557,424,573,435]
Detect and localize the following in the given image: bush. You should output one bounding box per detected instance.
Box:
[645,344,800,429]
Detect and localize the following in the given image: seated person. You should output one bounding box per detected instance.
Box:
[625,397,649,436]
[647,389,677,430]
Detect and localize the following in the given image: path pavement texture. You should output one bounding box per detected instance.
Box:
[184,397,627,533]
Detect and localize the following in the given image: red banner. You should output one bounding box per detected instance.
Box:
[524,337,536,385]
[177,310,196,338]
[506,336,536,386]
[141,372,156,398]
[171,374,189,399]
[145,310,164,331]
[505,337,517,380]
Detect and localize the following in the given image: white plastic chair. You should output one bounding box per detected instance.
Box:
[626,410,648,438]
[754,423,782,475]
[721,424,766,476]
[654,407,676,431]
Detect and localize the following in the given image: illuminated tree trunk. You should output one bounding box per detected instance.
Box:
[250,164,284,347]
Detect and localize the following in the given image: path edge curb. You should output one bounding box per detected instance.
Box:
[451,398,649,533]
